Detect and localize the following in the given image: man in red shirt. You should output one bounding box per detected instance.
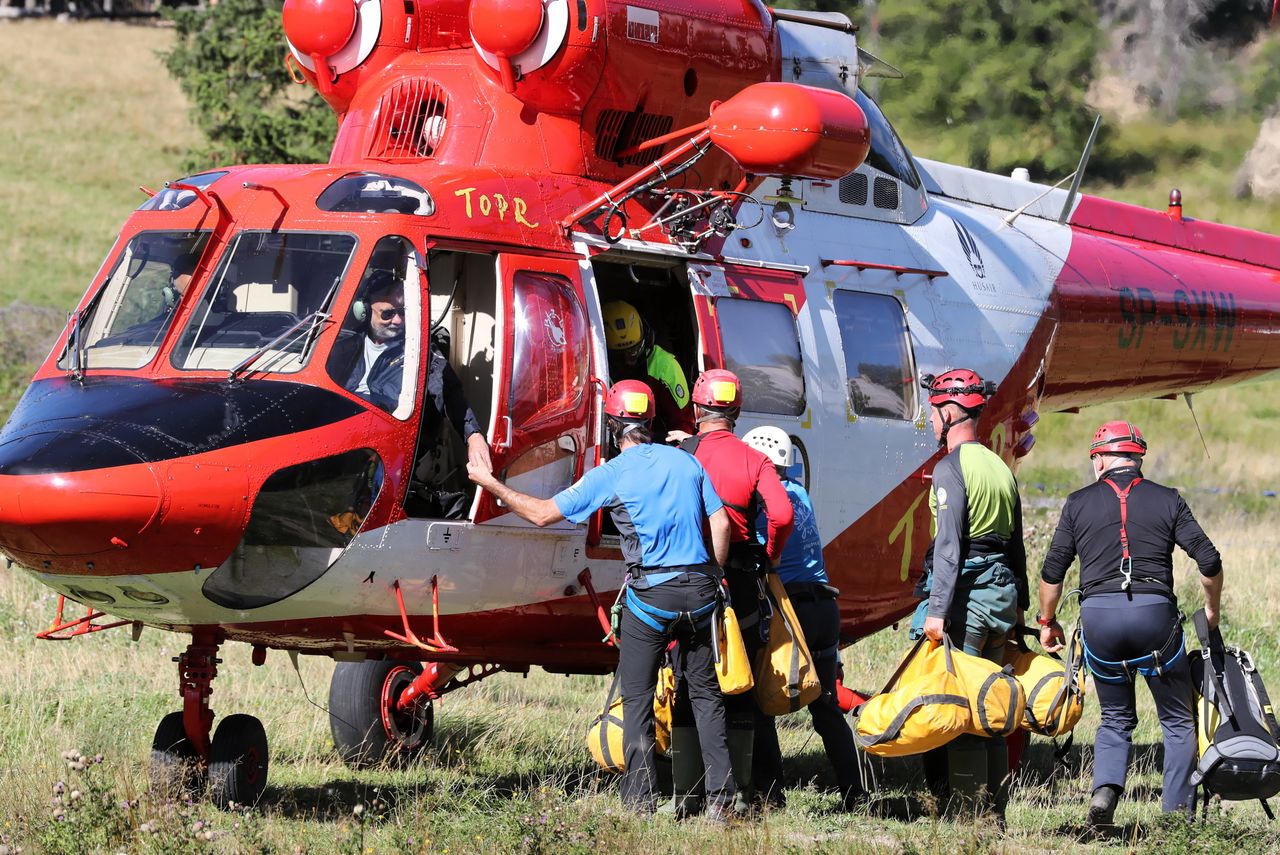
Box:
[667,369,794,815]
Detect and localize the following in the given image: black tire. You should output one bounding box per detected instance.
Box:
[208,713,269,809]
[329,660,433,769]
[150,711,204,798]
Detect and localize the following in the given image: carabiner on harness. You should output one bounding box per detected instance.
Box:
[1119,555,1134,593]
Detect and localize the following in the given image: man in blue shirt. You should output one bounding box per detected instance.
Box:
[468,380,734,818]
[742,426,863,811]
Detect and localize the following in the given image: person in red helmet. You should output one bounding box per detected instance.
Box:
[468,380,736,819]
[1039,421,1223,828]
[665,368,794,815]
[912,368,1028,818]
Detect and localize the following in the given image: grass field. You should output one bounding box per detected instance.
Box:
[1,18,1280,855]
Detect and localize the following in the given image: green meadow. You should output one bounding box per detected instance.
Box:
[0,18,1278,854]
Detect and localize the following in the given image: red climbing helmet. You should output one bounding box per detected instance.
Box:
[604,380,655,421]
[691,369,742,409]
[922,368,994,410]
[1089,421,1147,457]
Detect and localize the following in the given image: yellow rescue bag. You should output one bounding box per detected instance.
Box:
[1003,626,1087,737]
[854,637,972,757]
[587,664,675,773]
[717,604,755,695]
[754,573,822,716]
[950,640,1025,738]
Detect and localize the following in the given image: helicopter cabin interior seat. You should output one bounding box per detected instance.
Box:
[232,281,299,314]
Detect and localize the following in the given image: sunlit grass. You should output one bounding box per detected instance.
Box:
[0,19,199,310]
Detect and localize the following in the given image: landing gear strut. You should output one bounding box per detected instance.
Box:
[149,634,270,808]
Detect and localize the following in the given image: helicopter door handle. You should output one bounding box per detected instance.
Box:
[499,415,513,449]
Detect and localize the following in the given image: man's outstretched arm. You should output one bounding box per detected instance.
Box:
[468,463,564,527]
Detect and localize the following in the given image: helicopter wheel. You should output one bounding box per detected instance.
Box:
[150,711,205,798]
[208,714,270,809]
[329,660,433,769]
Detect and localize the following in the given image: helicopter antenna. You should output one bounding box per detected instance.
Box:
[1057,114,1103,225]
[1183,392,1212,459]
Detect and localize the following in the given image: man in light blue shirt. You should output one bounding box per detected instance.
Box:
[469,380,734,818]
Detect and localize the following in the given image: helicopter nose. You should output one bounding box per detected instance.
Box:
[0,428,251,576]
[0,451,163,561]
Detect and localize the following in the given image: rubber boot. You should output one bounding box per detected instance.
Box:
[946,734,989,818]
[657,728,704,819]
[1088,784,1121,829]
[987,735,1010,826]
[727,728,755,816]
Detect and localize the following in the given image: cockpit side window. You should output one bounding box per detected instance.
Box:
[58,230,211,371]
[171,231,357,375]
[854,89,922,191]
[325,235,422,420]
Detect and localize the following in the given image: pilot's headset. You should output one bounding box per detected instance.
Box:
[163,256,199,310]
[350,269,400,324]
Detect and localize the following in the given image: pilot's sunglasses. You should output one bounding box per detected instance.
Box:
[377,307,405,320]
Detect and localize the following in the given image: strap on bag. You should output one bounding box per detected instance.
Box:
[596,669,625,770]
[1193,607,1235,724]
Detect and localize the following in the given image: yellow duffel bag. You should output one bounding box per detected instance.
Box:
[1003,626,1087,737]
[854,637,973,757]
[587,664,675,773]
[754,573,822,716]
[950,640,1025,738]
[717,603,755,696]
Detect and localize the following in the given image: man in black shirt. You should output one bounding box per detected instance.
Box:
[1039,421,1223,826]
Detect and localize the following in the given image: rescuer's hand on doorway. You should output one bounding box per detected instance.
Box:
[467,432,493,475]
[467,459,499,491]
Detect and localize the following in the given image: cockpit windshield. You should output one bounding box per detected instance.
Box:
[171,231,357,374]
[58,230,211,371]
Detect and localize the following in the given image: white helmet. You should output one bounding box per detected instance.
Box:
[743,426,792,469]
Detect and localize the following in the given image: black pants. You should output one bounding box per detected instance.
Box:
[753,593,862,799]
[618,573,735,811]
[672,565,767,722]
[1082,592,1195,812]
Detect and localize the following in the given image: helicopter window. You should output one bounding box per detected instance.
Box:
[833,290,917,420]
[136,171,228,212]
[715,298,805,416]
[326,236,422,420]
[201,448,383,610]
[510,272,589,430]
[57,230,212,371]
[854,90,921,191]
[316,172,435,216]
[172,231,357,374]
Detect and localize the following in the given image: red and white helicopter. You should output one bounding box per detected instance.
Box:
[0,0,1276,805]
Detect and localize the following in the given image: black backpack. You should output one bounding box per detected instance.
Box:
[1190,608,1280,817]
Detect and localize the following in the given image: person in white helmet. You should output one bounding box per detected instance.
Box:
[742,426,865,810]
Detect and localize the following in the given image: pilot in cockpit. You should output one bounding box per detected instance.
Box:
[331,271,408,412]
[96,253,197,348]
[328,270,493,518]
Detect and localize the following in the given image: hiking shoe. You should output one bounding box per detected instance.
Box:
[703,800,736,825]
[1088,785,1120,829]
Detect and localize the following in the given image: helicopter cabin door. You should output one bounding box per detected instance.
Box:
[474,254,593,525]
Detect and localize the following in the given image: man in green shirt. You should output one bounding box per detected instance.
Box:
[912,368,1028,818]
[602,300,694,438]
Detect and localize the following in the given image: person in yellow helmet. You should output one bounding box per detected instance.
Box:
[602,300,694,439]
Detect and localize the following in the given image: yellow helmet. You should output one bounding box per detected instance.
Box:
[602,301,643,350]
